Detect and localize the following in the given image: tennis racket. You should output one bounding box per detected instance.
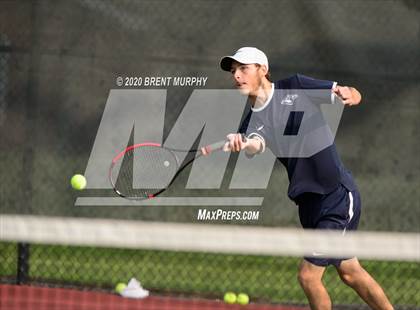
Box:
[109,135,246,200]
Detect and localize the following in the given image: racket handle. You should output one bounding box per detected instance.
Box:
[202,140,226,154]
[202,135,247,154]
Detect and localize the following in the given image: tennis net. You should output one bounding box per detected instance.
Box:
[1,215,419,310]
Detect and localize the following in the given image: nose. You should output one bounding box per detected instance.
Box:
[232,68,241,81]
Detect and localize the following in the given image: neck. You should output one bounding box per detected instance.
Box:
[249,79,272,109]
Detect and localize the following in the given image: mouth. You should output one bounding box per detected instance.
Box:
[236,82,246,88]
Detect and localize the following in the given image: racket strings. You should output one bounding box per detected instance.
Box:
[111,146,178,199]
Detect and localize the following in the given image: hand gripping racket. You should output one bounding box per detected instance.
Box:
[109,135,245,200]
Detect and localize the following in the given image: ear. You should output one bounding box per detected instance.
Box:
[259,64,268,76]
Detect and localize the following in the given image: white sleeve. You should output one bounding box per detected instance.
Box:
[246,132,266,154]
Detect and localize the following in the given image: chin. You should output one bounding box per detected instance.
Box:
[236,87,250,95]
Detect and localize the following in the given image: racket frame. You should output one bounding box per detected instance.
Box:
[109,140,226,200]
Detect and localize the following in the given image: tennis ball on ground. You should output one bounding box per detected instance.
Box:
[71,174,87,190]
[115,282,127,294]
[223,292,237,304]
[237,293,249,305]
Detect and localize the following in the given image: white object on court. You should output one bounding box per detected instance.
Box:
[120,277,149,299]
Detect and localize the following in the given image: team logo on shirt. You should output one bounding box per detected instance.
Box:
[281,94,299,105]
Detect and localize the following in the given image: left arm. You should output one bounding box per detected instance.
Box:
[332,86,362,106]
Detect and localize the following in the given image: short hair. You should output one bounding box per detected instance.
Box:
[256,64,271,81]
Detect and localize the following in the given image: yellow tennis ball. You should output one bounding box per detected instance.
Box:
[115,282,127,294]
[223,292,237,304]
[71,174,87,190]
[237,293,249,305]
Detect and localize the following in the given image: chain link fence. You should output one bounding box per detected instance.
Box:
[0,0,418,229]
[1,240,418,308]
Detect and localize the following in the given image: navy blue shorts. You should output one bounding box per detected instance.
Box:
[296,184,361,267]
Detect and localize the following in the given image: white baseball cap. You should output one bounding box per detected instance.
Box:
[220,47,269,72]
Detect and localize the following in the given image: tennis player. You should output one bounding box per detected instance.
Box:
[218,47,393,310]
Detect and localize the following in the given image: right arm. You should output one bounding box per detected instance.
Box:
[200,133,264,156]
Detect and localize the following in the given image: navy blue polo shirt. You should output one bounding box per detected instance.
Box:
[240,74,357,200]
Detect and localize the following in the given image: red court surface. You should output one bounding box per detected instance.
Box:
[0,284,308,310]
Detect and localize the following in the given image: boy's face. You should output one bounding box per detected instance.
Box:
[230,61,267,96]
